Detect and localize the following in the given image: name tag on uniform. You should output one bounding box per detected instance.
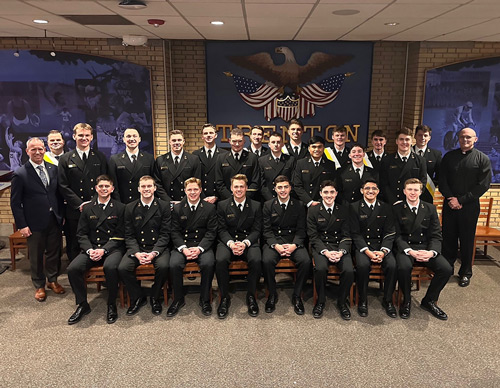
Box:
[180,215,188,220]
[117,165,126,169]
[318,217,326,222]
[401,216,408,221]
[360,214,368,219]
[345,178,352,182]
[135,216,143,220]
[222,163,230,167]
[227,214,236,218]
[68,164,76,168]
[301,169,309,173]
[271,213,279,217]
[390,165,398,169]
[243,164,250,167]
[264,166,272,170]
[161,166,168,170]
[107,216,118,219]
[90,215,98,219]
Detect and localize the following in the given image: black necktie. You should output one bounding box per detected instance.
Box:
[419,150,424,157]
[327,208,332,215]
[99,203,105,210]
[355,168,361,178]
[411,207,417,215]
[275,158,280,164]
[402,156,407,163]
[281,203,286,211]
[238,203,243,212]
[376,156,381,162]
[234,153,239,162]
[144,204,149,211]
[314,162,319,168]
[174,156,179,167]
[369,204,374,211]
[191,205,196,212]
[255,150,259,157]
[207,149,212,159]
[55,155,60,161]
[82,152,87,163]
[294,146,299,157]
[132,154,137,164]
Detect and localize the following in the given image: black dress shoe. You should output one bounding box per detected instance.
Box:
[217,297,231,319]
[247,295,259,317]
[357,301,368,317]
[382,300,397,318]
[338,303,351,321]
[265,294,278,313]
[126,297,147,316]
[107,304,118,324]
[312,303,325,319]
[399,301,411,319]
[459,276,470,287]
[68,302,91,325]
[150,297,162,315]
[166,298,186,317]
[199,300,212,316]
[421,299,448,320]
[292,295,305,315]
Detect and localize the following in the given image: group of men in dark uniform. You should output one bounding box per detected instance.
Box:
[10,119,491,325]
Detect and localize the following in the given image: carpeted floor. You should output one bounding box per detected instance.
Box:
[1,229,500,388]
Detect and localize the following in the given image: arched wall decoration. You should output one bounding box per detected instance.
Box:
[0,49,154,171]
[422,56,500,184]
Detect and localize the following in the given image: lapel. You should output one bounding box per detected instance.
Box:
[367,200,381,225]
[236,200,250,229]
[26,162,47,191]
[45,162,57,191]
[413,202,426,231]
[69,150,85,172]
[272,198,285,218]
[182,198,204,226]
[171,153,188,180]
[119,152,134,174]
[131,152,147,177]
[206,147,223,172]
[398,152,415,179]
[95,200,114,227]
[311,157,325,181]
[328,203,341,228]
[227,152,241,172]
[140,199,159,229]
[318,204,331,227]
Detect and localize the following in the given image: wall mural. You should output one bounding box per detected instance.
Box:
[0,50,154,171]
[423,57,500,184]
[206,41,373,148]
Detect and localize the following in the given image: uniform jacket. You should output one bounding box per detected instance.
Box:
[58,148,108,218]
[366,150,387,173]
[293,156,337,204]
[77,198,125,253]
[171,197,217,251]
[11,161,63,231]
[215,150,261,200]
[217,198,262,245]
[258,153,296,201]
[108,151,155,204]
[153,151,201,202]
[307,202,351,252]
[349,199,395,252]
[193,146,228,197]
[284,142,308,160]
[337,164,377,203]
[379,152,427,204]
[124,198,171,254]
[393,201,441,253]
[262,197,306,246]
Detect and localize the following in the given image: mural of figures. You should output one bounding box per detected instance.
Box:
[0,50,154,170]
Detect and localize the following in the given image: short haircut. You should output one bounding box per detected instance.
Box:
[170,129,184,138]
[349,142,365,152]
[124,128,141,137]
[371,130,386,139]
[251,125,264,134]
[361,179,379,189]
[26,137,44,148]
[396,127,413,138]
[274,175,290,186]
[48,130,63,138]
[309,136,325,146]
[269,131,282,141]
[231,173,248,185]
[320,179,337,191]
[73,122,93,135]
[404,178,423,190]
[139,175,156,187]
[230,127,244,137]
[184,177,202,189]
[288,119,303,129]
[96,174,113,185]
[333,126,347,134]
[202,123,215,130]
[415,124,432,135]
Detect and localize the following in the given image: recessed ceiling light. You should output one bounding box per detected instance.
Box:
[211,21,224,25]
[118,0,147,9]
[332,9,360,16]
[33,19,48,24]
[385,22,399,26]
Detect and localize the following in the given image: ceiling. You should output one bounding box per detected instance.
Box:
[1,0,500,42]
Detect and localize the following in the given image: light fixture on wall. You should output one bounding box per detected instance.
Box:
[122,35,148,46]
[118,0,147,9]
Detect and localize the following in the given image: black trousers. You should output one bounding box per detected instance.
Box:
[67,250,123,305]
[354,250,397,303]
[169,249,215,303]
[313,252,354,305]
[215,243,262,299]
[27,213,62,289]
[441,202,480,278]
[262,245,311,297]
[118,250,170,302]
[396,253,452,303]
[64,215,80,262]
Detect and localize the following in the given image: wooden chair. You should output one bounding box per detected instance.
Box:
[84,266,125,308]
[433,192,444,225]
[473,197,500,265]
[182,261,212,302]
[312,259,354,306]
[121,264,169,307]
[8,223,28,271]
[264,258,298,297]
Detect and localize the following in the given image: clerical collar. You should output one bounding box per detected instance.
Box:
[171,150,184,160]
